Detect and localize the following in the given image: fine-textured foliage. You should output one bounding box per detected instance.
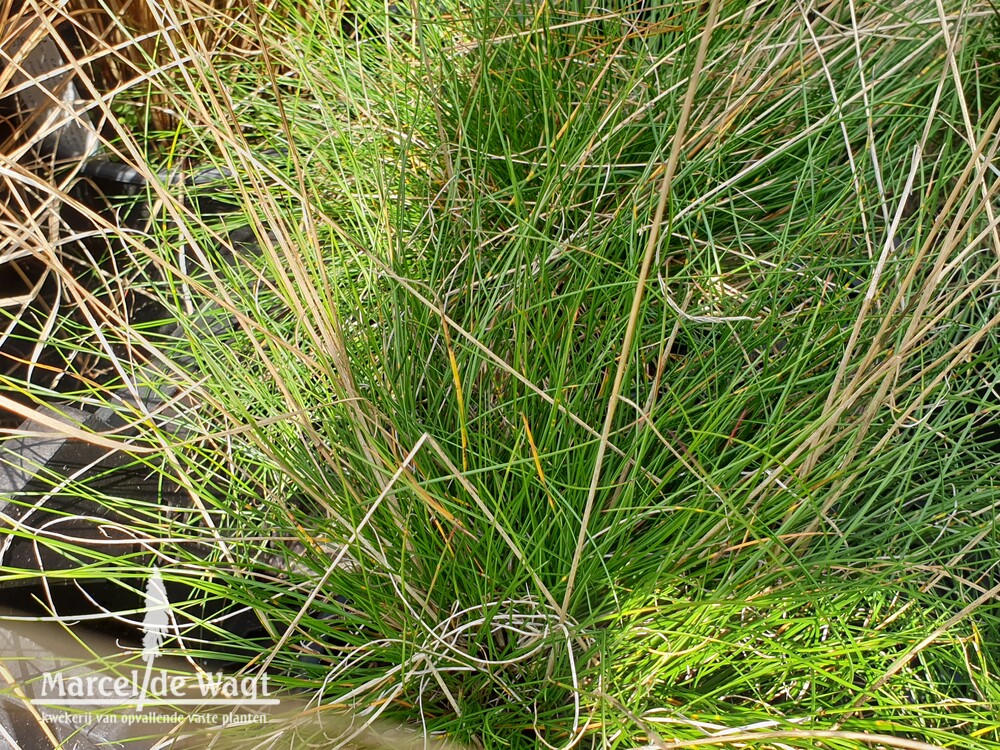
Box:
[4,0,1000,747]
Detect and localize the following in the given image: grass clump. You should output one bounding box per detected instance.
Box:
[5,0,1000,748]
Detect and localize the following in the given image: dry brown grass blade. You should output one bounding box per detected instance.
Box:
[557,0,722,630]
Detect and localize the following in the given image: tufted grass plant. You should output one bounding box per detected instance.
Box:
[5,0,1000,748]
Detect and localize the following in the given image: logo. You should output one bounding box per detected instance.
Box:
[28,566,279,715]
[137,565,169,711]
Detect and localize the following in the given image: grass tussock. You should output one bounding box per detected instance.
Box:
[4,0,1000,747]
